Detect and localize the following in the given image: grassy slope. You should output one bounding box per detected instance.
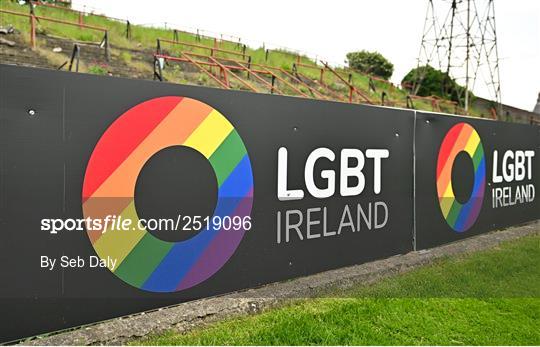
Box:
[0,0,480,115]
[133,234,540,345]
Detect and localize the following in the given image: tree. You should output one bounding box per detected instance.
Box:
[401,65,471,104]
[346,50,394,80]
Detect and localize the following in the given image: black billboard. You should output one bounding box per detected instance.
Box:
[414,112,539,249]
[0,65,415,342]
[1,65,538,342]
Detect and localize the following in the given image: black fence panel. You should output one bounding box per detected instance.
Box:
[414,111,539,249]
[1,65,538,343]
[0,65,414,342]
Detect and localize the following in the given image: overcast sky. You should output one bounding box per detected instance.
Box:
[72,0,540,111]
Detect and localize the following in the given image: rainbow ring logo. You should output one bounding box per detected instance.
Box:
[82,96,254,292]
[436,122,486,232]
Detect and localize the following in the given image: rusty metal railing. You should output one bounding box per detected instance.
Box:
[0,8,109,60]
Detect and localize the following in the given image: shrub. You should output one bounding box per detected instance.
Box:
[401,65,472,104]
[88,65,107,75]
[346,50,394,80]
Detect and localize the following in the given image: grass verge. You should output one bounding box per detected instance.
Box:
[133,234,539,345]
[0,0,484,116]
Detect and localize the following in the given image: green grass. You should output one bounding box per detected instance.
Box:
[347,234,540,299]
[0,0,488,116]
[133,234,540,345]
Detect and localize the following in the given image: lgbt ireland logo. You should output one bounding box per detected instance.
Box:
[82,96,254,292]
[436,122,486,232]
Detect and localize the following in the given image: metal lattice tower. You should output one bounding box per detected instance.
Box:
[413,0,502,115]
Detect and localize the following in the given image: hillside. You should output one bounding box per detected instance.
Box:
[0,0,518,120]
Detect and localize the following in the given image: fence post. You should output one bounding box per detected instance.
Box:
[221,67,229,87]
[173,29,179,42]
[242,44,246,60]
[104,31,110,61]
[271,75,276,94]
[75,44,80,72]
[381,91,387,106]
[431,98,437,111]
[125,20,131,40]
[30,13,36,49]
[68,44,80,72]
[156,39,161,55]
[265,49,269,61]
[27,1,37,49]
[153,56,163,81]
[78,11,83,28]
[369,77,376,92]
[406,95,415,109]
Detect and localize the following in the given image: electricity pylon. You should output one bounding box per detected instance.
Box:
[413,0,502,115]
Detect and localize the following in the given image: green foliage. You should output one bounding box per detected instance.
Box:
[197,73,208,85]
[133,235,540,345]
[346,50,394,80]
[88,65,107,75]
[76,32,95,42]
[401,65,472,104]
[120,51,132,64]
